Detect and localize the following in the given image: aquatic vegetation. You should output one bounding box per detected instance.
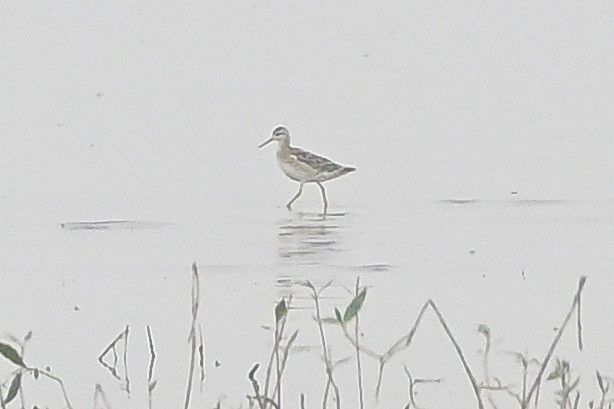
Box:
[0,332,73,408]
[2,269,610,409]
[240,276,599,409]
[247,296,298,409]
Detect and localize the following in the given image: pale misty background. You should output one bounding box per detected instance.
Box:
[2,1,613,205]
[1,2,614,409]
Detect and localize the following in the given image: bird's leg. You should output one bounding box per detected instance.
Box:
[316,182,328,215]
[286,183,304,210]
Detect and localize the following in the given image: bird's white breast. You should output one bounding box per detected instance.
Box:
[277,157,313,183]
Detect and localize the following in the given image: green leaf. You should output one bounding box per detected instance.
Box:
[275,299,287,323]
[343,288,367,324]
[0,342,26,367]
[5,372,22,404]
[334,308,343,325]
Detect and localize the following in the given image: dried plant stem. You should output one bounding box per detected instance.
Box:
[429,300,484,409]
[322,379,330,409]
[98,331,124,360]
[265,297,292,400]
[18,377,25,409]
[198,325,205,388]
[596,371,609,409]
[403,366,442,408]
[275,323,282,409]
[260,396,280,409]
[123,325,130,395]
[146,325,157,409]
[184,263,201,409]
[339,325,379,359]
[264,304,288,398]
[386,301,431,359]
[341,298,482,408]
[248,364,280,409]
[0,384,6,409]
[249,363,265,409]
[34,368,74,409]
[98,326,128,381]
[263,342,277,399]
[479,326,499,409]
[522,276,586,409]
[94,384,112,409]
[354,278,364,409]
[272,329,299,402]
[250,297,297,409]
[522,359,528,403]
[146,325,156,384]
[577,287,583,351]
[0,363,73,408]
[404,367,417,408]
[306,282,341,409]
[183,332,197,409]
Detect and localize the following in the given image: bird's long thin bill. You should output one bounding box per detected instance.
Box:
[258,138,274,148]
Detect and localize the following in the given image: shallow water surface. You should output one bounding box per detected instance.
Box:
[1,195,613,409]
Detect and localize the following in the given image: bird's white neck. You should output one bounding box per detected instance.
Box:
[277,138,290,152]
[275,138,292,162]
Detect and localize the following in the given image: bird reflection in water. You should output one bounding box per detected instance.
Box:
[277,211,347,265]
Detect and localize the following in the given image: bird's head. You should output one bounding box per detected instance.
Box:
[258,125,290,148]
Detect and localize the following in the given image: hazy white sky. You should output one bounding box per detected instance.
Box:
[1,1,613,205]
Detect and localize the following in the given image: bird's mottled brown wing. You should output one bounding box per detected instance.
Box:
[290,147,343,173]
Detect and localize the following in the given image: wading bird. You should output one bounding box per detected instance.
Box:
[258,125,355,215]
